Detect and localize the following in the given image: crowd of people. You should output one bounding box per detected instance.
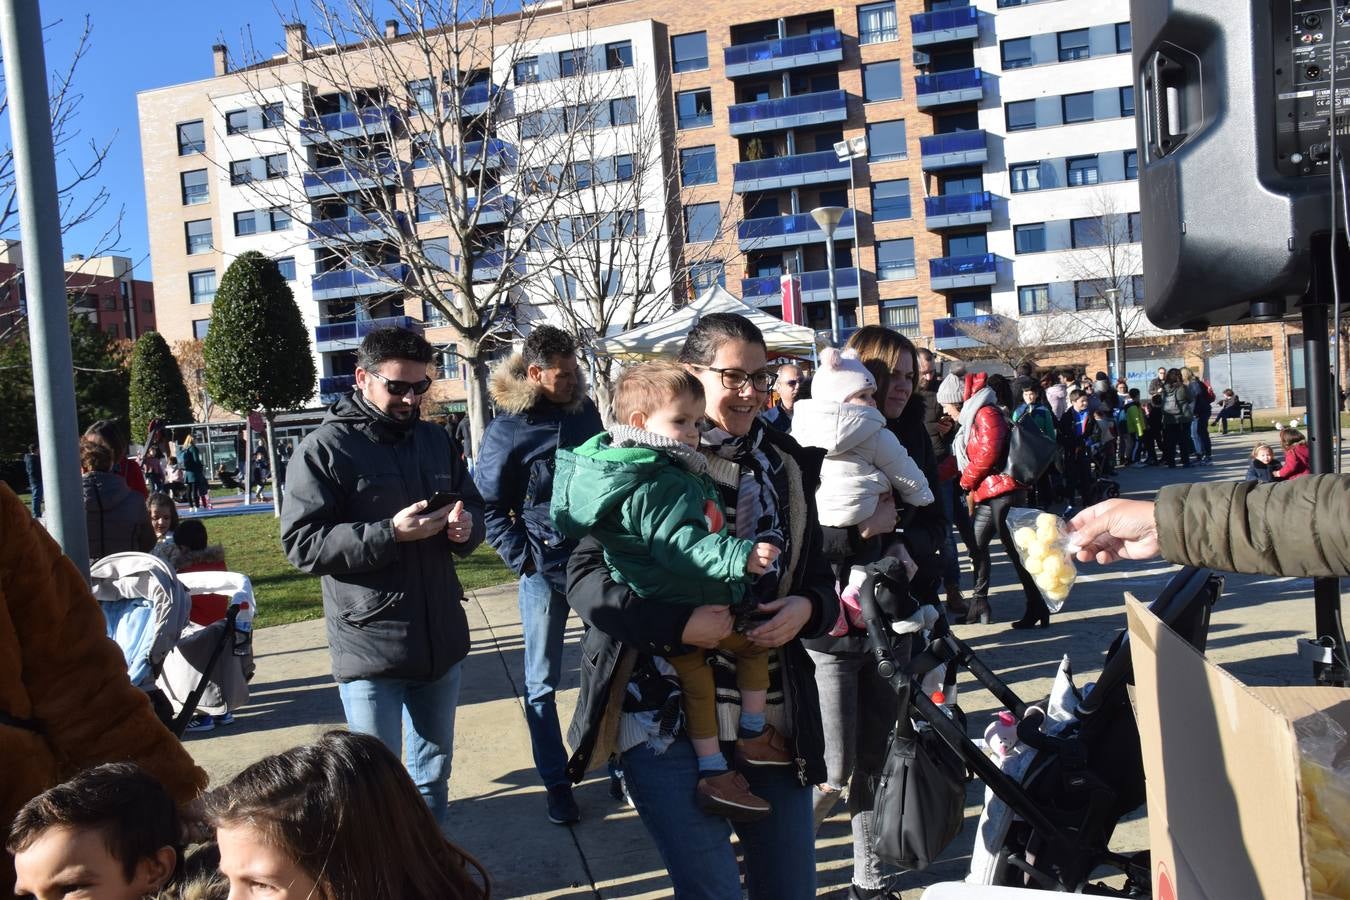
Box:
[4,316,1340,900]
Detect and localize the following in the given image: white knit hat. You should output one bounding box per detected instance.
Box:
[811,347,876,405]
[937,372,965,406]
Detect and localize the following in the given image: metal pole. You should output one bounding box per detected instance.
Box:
[825,237,840,346]
[1,0,90,575]
[1226,325,1234,390]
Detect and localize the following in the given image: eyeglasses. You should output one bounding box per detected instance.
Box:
[782,379,802,388]
[692,365,777,393]
[368,370,434,396]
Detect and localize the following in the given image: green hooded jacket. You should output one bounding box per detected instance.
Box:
[550,431,754,606]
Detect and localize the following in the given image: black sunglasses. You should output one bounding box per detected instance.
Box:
[369,370,434,396]
[782,379,802,388]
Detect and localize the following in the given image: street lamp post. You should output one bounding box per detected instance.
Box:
[1103,287,1124,382]
[833,135,868,298]
[811,206,848,346]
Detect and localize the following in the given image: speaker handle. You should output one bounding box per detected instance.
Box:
[1144,44,1198,160]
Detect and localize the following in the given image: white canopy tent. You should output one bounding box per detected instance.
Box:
[595,285,820,361]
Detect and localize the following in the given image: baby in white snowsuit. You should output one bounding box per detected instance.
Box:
[791,347,934,527]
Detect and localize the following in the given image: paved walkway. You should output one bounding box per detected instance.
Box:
[184,430,1317,898]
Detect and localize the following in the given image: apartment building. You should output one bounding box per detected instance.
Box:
[138,0,1305,413]
[0,241,157,342]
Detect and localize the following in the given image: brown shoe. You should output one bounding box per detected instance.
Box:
[696,771,772,821]
[735,723,794,768]
[945,582,969,617]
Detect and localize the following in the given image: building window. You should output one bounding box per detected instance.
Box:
[880,297,919,336]
[1071,217,1104,248]
[605,40,633,70]
[234,211,258,237]
[875,237,916,280]
[423,300,449,326]
[858,1,899,44]
[871,179,911,221]
[514,56,539,84]
[410,136,435,169]
[181,169,208,205]
[1067,154,1100,186]
[684,201,720,243]
[438,345,460,375]
[188,270,216,304]
[615,154,635,181]
[559,48,587,78]
[676,89,713,129]
[1116,22,1132,53]
[1120,85,1135,117]
[520,109,559,139]
[947,232,987,256]
[1005,100,1037,132]
[408,78,435,111]
[1063,92,1095,124]
[1001,37,1033,69]
[261,102,284,129]
[680,145,717,185]
[672,32,708,72]
[1125,149,1139,180]
[421,236,453,272]
[185,219,212,254]
[1075,279,1111,310]
[1014,222,1046,253]
[1010,162,1041,193]
[690,261,725,292]
[275,257,296,280]
[1128,211,1142,241]
[192,318,211,339]
[229,160,253,185]
[265,154,288,179]
[866,119,907,162]
[1132,274,1144,303]
[569,160,594,188]
[610,96,637,126]
[1018,284,1050,315]
[416,185,446,223]
[269,208,292,232]
[862,60,903,102]
[177,120,205,156]
[1058,29,1090,62]
[225,110,249,135]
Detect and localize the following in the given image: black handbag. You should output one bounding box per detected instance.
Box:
[1004,415,1060,485]
[870,685,968,870]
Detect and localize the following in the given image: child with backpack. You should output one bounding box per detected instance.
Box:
[1124,389,1148,467]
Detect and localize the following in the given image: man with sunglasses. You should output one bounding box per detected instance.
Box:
[760,362,804,433]
[475,325,603,826]
[280,327,485,834]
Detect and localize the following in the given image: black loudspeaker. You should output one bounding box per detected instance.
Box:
[1132,0,1350,329]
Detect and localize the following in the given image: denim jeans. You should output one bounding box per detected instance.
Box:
[517,572,572,788]
[809,645,908,891]
[620,738,816,899]
[337,661,462,833]
[29,481,41,518]
[938,481,974,588]
[1191,417,1212,459]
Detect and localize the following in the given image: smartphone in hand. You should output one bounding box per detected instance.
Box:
[424,491,460,514]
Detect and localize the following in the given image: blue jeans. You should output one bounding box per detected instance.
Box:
[1191,417,1212,459]
[621,738,816,899]
[29,481,41,518]
[518,572,571,788]
[337,662,462,832]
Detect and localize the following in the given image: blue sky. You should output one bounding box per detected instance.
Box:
[31,1,303,279]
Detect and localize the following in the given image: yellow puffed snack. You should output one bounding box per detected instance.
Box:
[1013,526,1036,550]
[1299,726,1350,899]
[1007,507,1078,613]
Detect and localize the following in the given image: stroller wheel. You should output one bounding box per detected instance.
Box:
[1104,482,1121,499]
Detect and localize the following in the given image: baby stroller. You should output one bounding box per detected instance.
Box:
[157,571,256,728]
[1081,441,1121,507]
[92,553,252,738]
[859,562,1223,895]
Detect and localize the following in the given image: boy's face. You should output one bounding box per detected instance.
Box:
[1072,396,1089,412]
[13,826,173,900]
[634,391,704,450]
[1022,389,1037,406]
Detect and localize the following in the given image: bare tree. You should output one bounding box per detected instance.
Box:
[0,16,126,343]
[219,0,684,447]
[1058,189,1149,379]
[172,338,213,422]
[947,312,1079,371]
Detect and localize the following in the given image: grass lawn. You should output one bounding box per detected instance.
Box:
[201,513,513,628]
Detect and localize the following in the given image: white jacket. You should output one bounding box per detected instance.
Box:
[791,399,935,528]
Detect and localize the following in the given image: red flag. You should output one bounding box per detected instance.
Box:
[780,274,802,325]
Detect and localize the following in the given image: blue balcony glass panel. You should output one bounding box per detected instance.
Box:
[911,6,980,47]
[314,315,422,346]
[731,149,850,192]
[727,89,848,136]
[737,210,854,249]
[307,210,408,242]
[932,314,1011,349]
[460,83,500,107]
[929,253,999,290]
[299,107,397,142]
[919,130,988,170]
[310,264,410,300]
[915,68,984,108]
[742,266,861,298]
[924,191,994,228]
[456,138,514,171]
[318,374,356,395]
[723,30,844,77]
[301,157,402,193]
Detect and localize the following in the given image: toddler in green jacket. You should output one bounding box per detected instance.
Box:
[551,361,789,821]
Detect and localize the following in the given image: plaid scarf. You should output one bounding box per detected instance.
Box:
[699,421,787,604]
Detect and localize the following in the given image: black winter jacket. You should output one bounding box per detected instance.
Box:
[474,355,604,592]
[563,424,838,787]
[280,393,485,683]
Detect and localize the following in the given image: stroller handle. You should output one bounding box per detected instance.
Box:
[857,568,898,678]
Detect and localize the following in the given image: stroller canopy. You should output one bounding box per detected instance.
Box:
[92,552,191,690]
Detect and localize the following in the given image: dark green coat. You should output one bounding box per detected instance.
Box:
[551,433,754,606]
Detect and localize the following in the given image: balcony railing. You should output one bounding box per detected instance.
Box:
[737,210,855,249]
[302,157,402,193]
[723,30,844,76]
[455,138,514,170]
[732,149,850,192]
[924,191,994,228]
[929,253,999,290]
[460,83,501,107]
[919,130,988,170]
[318,374,356,395]
[307,210,408,242]
[911,6,980,46]
[915,68,984,108]
[311,264,410,296]
[728,89,848,136]
[466,192,516,222]
[299,106,397,136]
[742,267,861,299]
[468,251,525,281]
[314,315,423,345]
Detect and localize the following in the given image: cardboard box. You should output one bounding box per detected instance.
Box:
[1126,595,1350,900]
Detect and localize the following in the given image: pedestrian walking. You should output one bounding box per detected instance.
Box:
[22,443,41,518]
[141,445,166,495]
[178,434,208,510]
[280,327,484,833]
[475,325,603,825]
[1182,367,1213,463]
[1159,369,1194,468]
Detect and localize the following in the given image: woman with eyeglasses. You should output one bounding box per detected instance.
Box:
[565,312,837,898]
